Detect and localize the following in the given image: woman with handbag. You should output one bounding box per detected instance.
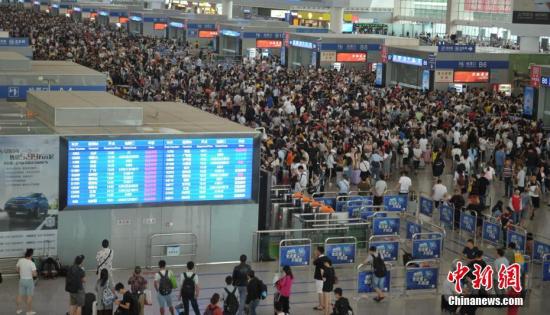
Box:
[274,266,294,314]
[95,268,116,315]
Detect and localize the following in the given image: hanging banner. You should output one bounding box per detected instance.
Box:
[358,270,391,293]
[325,243,356,264]
[406,267,438,290]
[372,217,400,235]
[439,203,454,226]
[482,220,501,244]
[0,136,59,258]
[279,244,311,267]
[371,241,399,261]
[460,212,476,234]
[530,65,541,88]
[523,86,535,117]
[383,195,408,212]
[412,238,442,259]
[406,221,421,240]
[419,196,434,217]
[507,230,526,253]
[533,240,550,261]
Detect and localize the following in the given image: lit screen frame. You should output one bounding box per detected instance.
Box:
[453,70,490,83]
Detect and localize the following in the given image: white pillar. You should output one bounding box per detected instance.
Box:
[446,0,459,36]
[222,0,233,20]
[146,0,163,9]
[520,36,540,52]
[330,7,344,33]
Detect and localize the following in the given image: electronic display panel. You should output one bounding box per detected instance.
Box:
[336,52,367,62]
[453,71,490,83]
[199,30,218,38]
[153,22,168,30]
[256,39,283,48]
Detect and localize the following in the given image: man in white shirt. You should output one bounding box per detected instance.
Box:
[96,239,113,277]
[294,166,308,193]
[16,248,37,315]
[337,174,350,195]
[396,171,412,195]
[432,179,448,207]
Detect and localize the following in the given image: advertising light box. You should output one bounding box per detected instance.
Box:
[198,30,218,38]
[60,135,259,209]
[256,39,282,49]
[153,22,168,30]
[453,71,489,83]
[119,17,129,24]
[336,52,366,62]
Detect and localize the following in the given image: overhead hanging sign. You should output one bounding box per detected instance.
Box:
[437,44,476,53]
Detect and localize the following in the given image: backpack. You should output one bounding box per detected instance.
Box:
[259,280,268,300]
[372,253,387,278]
[158,271,172,296]
[204,305,221,315]
[181,273,196,298]
[102,285,116,305]
[223,287,239,315]
[65,265,81,294]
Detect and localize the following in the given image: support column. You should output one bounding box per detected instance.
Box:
[146,0,163,9]
[446,0,459,36]
[222,0,233,20]
[330,7,344,33]
[520,36,540,53]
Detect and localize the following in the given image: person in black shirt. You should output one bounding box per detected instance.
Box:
[245,271,261,315]
[476,175,490,208]
[232,255,252,315]
[321,260,336,315]
[66,255,86,315]
[114,283,137,315]
[312,247,331,311]
[331,288,352,315]
[461,239,479,263]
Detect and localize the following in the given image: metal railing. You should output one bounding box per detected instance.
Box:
[147,232,198,268]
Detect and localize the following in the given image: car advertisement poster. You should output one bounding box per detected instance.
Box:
[0,135,59,258]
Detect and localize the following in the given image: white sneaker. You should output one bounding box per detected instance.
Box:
[26,312,36,315]
[16,310,22,315]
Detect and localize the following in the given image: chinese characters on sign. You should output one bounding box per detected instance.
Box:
[447,261,523,293]
[530,65,541,88]
[435,70,454,83]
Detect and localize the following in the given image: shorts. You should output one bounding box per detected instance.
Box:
[70,290,85,306]
[531,196,540,209]
[157,292,173,308]
[315,280,324,294]
[19,279,34,296]
[372,276,386,291]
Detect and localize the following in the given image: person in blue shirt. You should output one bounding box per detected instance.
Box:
[495,146,506,180]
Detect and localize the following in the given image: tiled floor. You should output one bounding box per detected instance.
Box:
[2,163,549,314]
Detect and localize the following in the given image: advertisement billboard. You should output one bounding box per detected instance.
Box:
[256,39,282,49]
[335,52,367,62]
[453,71,490,83]
[198,30,218,38]
[513,0,550,24]
[523,86,535,117]
[326,243,356,264]
[279,244,311,267]
[0,136,59,258]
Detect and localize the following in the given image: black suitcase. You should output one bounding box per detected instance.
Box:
[82,293,96,315]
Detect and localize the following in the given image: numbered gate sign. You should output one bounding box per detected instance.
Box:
[372,217,400,235]
[326,243,356,264]
[412,238,442,259]
[358,270,391,293]
[406,267,438,290]
[406,221,422,240]
[439,204,454,226]
[533,241,550,261]
[482,221,501,244]
[279,245,311,267]
[460,212,476,234]
[372,241,399,262]
[419,196,434,217]
[384,195,407,211]
[507,230,526,253]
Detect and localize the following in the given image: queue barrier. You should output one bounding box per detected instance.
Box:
[279,238,312,268]
[481,215,502,246]
[370,211,401,236]
[353,205,385,219]
[533,239,550,262]
[147,232,197,268]
[459,210,478,244]
[507,225,527,253]
[357,262,392,294]
[325,236,357,265]
[418,195,434,218]
[523,254,532,291]
[383,194,408,212]
[411,232,443,260]
[543,254,550,282]
[403,212,422,240]
[438,202,454,231]
[368,235,400,262]
[344,198,373,217]
[404,259,440,295]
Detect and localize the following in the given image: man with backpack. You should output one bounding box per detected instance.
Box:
[66,255,86,315]
[154,260,175,315]
[114,283,139,315]
[362,246,387,302]
[331,288,353,315]
[179,261,200,315]
[222,276,239,315]
[245,270,266,315]
[232,255,252,315]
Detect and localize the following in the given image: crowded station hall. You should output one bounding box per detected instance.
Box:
[0,1,550,315]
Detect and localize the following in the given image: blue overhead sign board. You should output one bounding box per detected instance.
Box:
[428,54,436,71]
[435,60,509,69]
[187,23,216,29]
[437,44,476,53]
[289,40,317,50]
[243,32,284,39]
[220,29,240,37]
[319,43,380,51]
[295,28,329,33]
[388,54,425,67]
[0,37,29,46]
[2,85,106,100]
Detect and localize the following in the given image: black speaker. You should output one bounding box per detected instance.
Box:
[258,169,272,231]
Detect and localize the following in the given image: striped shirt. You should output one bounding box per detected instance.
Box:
[503,166,513,179]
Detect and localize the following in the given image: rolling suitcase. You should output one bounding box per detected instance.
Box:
[82,293,96,315]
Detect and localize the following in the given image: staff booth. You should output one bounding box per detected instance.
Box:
[167,17,187,42]
[129,10,184,38]
[385,46,434,91]
[71,5,82,22]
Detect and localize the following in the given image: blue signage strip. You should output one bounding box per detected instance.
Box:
[507,230,526,253]
[358,270,391,293]
[289,40,316,50]
[406,221,421,240]
[372,241,399,262]
[544,258,550,281]
[109,11,126,17]
[2,85,106,100]
[419,196,434,217]
[326,243,356,264]
[187,23,216,30]
[406,267,438,290]
[279,245,311,267]
[439,203,454,226]
[220,29,240,37]
[460,212,476,234]
[372,217,400,236]
[435,60,509,69]
[412,238,442,259]
[375,63,383,86]
[533,240,550,261]
[383,195,407,212]
[143,17,167,23]
[437,44,476,53]
[296,28,329,33]
[388,54,425,67]
[0,37,29,46]
[542,76,550,87]
[482,221,501,244]
[169,22,184,29]
[242,32,284,39]
[319,43,380,51]
[523,86,535,117]
[428,54,436,71]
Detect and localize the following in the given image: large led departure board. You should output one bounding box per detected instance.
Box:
[59,136,258,209]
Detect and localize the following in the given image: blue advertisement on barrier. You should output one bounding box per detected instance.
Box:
[412,239,442,259]
[326,243,356,264]
[507,230,526,252]
[406,221,421,240]
[419,196,434,217]
[482,221,501,244]
[358,270,391,293]
[279,245,311,267]
[439,204,454,226]
[544,260,550,282]
[372,241,399,261]
[372,217,400,235]
[383,195,407,211]
[406,267,438,290]
[523,86,534,118]
[460,212,476,234]
[533,241,550,261]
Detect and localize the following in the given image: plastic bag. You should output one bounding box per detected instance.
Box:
[144,289,153,305]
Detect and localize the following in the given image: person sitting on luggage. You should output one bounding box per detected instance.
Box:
[332,288,353,315]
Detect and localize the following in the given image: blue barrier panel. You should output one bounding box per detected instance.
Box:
[279,245,311,267]
[372,217,400,236]
[412,238,442,259]
[419,196,434,217]
[507,230,526,253]
[406,267,438,290]
[371,241,399,262]
[543,255,550,282]
[358,270,391,293]
[406,221,422,240]
[460,212,476,234]
[361,211,386,220]
[439,203,454,226]
[384,194,408,211]
[533,240,550,261]
[326,243,356,264]
[482,221,501,245]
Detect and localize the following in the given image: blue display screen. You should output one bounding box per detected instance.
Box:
[64,137,255,208]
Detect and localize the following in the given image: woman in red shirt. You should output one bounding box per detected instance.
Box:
[204,293,222,315]
[275,266,294,314]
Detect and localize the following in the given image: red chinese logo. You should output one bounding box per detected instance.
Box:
[447,261,470,293]
[498,263,522,293]
[448,262,523,293]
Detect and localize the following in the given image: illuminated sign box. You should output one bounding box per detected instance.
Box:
[336,52,366,62]
[289,40,316,50]
[198,30,218,38]
[73,7,81,12]
[153,22,168,30]
[98,11,108,16]
[220,29,240,37]
[52,4,59,8]
[119,17,129,24]
[256,39,282,49]
[453,71,489,83]
[541,76,550,87]
[169,21,184,29]
[129,15,142,22]
[388,54,424,67]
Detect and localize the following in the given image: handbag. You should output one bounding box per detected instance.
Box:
[96,249,112,275]
[102,286,116,305]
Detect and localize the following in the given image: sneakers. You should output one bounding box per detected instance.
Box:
[16,310,22,315]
